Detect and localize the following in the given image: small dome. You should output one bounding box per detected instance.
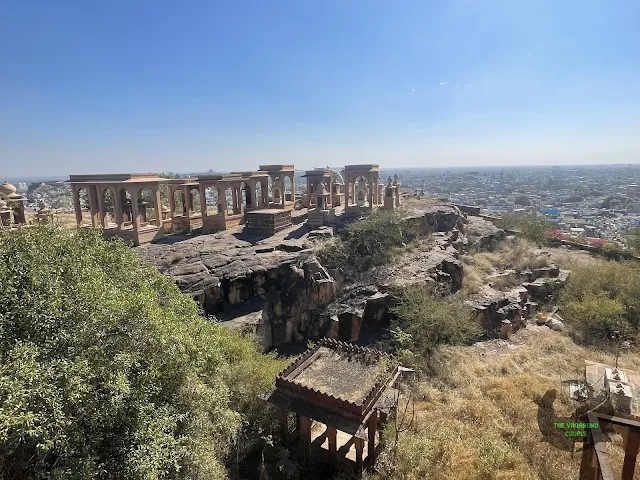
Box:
[317,182,327,195]
[0,198,7,209]
[0,180,16,197]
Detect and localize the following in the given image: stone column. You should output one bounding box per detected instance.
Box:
[351,178,356,205]
[355,436,364,472]
[97,187,106,227]
[327,426,337,463]
[299,415,312,455]
[306,177,311,206]
[131,189,141,231]
[73,187,82,226]
[368,175,375,207]
[279,409,288,441]
[231,185,238,214]
[182,186,191,219]
[114,185,123,229]
[328,178,333,207]
[169,186,176,217]
[290,173,296,206]
[199,184,207,219]
[88,185,100,227]
[220,186,228,219]
[154,186,162,226]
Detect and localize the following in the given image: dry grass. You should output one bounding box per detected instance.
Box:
[373,329,640,480]
[461,238,552,294]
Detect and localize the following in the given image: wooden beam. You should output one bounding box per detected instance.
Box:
[622,430,640,480]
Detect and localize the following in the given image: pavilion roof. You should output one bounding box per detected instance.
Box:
[68,173,166,184]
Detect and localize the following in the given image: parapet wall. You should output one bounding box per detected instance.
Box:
[274,338,389,420]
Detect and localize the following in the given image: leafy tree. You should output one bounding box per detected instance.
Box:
[390,284,481,369]
[514,195,530,206]
[0,226,283,479]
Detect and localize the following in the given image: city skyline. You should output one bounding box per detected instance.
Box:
[2,0,640,177]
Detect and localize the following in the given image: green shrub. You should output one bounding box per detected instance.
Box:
[317,210,418,274]
[389,284,481,369]
[495,214,551,245]
[0,226,283,479]
[560,260,640,347]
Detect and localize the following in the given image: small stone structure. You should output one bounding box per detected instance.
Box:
[0,180,26,226]
[263,338,400,473]
[166,178,203,232]
[307,182,335,227]
[343,165,382,213]
[0,198,13,226]
[584,361,639,415]
[302,168,345,209]
[35,201,54,224]
[392,174,401,207]
[245,209,293,235]
[579,361,640,480]
[259,165,296,210]
[68,173,165,245]
[382,176,397,211]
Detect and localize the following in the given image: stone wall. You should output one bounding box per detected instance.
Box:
[245,210,292,234]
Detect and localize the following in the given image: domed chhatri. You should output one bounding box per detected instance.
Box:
[0,180,17,197]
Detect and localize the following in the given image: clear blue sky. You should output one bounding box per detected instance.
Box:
[2,0,640,177]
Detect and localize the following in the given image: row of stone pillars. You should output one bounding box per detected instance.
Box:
[279,409,385,473]
[72,184,162,230]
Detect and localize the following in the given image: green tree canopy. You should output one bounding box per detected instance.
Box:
[0,226,282,479]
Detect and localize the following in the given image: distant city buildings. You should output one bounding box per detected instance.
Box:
[384,165,640,246]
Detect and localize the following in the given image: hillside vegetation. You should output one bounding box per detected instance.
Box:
[0,226,284,480]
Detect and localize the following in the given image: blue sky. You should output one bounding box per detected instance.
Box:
[1,0,639,177]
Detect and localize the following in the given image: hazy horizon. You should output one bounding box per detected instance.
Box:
[7,162,640,184]
[2,1,640,177]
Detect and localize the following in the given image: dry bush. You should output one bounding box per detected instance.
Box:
[461,264,485,295]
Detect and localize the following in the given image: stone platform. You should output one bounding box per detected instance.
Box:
[245,209,292,235]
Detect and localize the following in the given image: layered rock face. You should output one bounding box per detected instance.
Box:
[138,233,338,349]
[138,203,508,349]
[465,264,570,336]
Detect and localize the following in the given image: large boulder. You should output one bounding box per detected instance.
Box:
[465,216,506,251]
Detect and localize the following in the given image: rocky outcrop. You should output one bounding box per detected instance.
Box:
[137,201,510,349]
[466,286,534,335]
[321,285,395,343]
[466,216,506,251]
[405,204,468,236]
[522,269,570,301]
[258,256,337,349]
